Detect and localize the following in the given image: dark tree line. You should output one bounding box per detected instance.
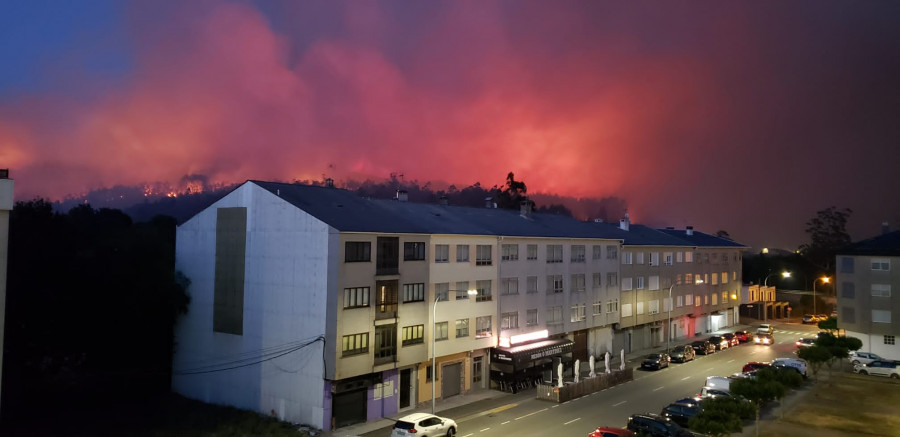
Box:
[2,199,189,421]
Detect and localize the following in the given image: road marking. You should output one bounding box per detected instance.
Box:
[515,408,548,420]
[681,376,691,381]
[564,418,581,425]
[705,367,714,372]
[461,434,474,437]
[653,386,664,392]
[613,400,627,407]
[727,359,735,363]
[501,421,510,425]
[480,428,491,432]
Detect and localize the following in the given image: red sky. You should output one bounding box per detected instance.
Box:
[2,1,899,250]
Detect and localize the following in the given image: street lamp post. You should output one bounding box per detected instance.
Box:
[760,271,790,322]
[667,283,674,354]
[813,276,830,317]
[432,288,477,414]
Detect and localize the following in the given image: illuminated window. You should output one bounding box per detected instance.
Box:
[343,287,370,308]
[342,333,369,357]
[401,325,424,346]
[455,318,469,337]
[402,283,425,303]
[621,303,633,317]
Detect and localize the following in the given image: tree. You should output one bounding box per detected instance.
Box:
[797,345,832,380]
[495,172,530,210]
[798,206,852,271]
[818,317,838,332]
[731,373,786,437]
[716,230,732,240]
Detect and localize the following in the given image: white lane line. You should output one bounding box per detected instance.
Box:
[480,428,491,432]
[681,376,691,381]
[727,359,735,363]
[613,400,627,407]
[515,408,548,420]
[705,367,714,372]
[501,421,510,425]
[461,434,474,437]
[564,418,581,425]
[653,386,664,392]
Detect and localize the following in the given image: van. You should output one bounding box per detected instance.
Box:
[705,376,731,392]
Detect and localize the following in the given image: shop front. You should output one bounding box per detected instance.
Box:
[489,337,574,390]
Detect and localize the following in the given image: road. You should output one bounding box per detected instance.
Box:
[370,322,820,437]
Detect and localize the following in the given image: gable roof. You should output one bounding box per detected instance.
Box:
[838,230,900,256]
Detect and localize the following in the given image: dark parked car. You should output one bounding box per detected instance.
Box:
[732,330,751,342]
[642,352,670,370]
[795,338,816,348]
[722,333,740,347]
[691,340,715,355]
[626,413,692,437]
[708,335,729,351]
[660,401,702,427]
[669,345,695,363]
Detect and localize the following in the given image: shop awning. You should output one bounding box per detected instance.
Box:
[491,338,574,369]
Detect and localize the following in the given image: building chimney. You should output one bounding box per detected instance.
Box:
[686,226,694,236]
[619,212,630,231]
[883,221,891,235]
[438,195,449,206]
[325,178,334,188]
[485,197,494,208]
[519,199,532,218]
[396,189,408,202]
[0,169,8,179]
[593,218,604,223]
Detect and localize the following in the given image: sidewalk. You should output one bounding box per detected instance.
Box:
[318,323,754,436]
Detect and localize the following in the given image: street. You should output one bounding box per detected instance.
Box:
[366,322,820,437]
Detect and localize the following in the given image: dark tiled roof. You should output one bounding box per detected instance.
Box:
[838,230,900,256]
[657,228,747,249]
[610,224,694,247]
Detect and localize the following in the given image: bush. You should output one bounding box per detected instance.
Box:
[689,408,743,436]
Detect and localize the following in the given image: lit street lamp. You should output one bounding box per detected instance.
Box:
[813,276,830,316]
[433,288,477,414]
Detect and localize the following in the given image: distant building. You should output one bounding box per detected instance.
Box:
[836,226,900,360]
[0,169,13,415]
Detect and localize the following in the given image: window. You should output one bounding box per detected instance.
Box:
[841,282,855,298]
[456,245,469,262]
[872,258,890,271]
[593,273,602,290]
[342,333,369,356]
[426,365,433,382]
[636,302,644,315]
[685,252,693,262]
[722,291,728,303]
[696,296,701,307]
[434,244,449,263]
[685,273,693,284]
[571,274,586,293]
[500,277,519,295]
[621,303,633,317]
[663,252,673,266]
[676,252,683,263]
[431,283,449,302]
[548,275,564,294]
[676,274,682,285]
[704,294,709,305]
[402,325,424,346]
[886,335,896,346]
[548,306,563,324]
[711,274,718,285]
[404,242,425,261]
[455,318,469,337]
[636,276,645,289]
[527,276,538,293]
[571,245,586,262]
[475,316,492,338]
[622,252,633,265]
[473,356,483,383]
[721,272,728,284]
[455,281,470,300]
[872,284,892,297]
[501,312,519,329]
[571,304,586,322]
[649,276,659,290]
[435,322,448,341]
[636,252,645,265]
[476,245,492,265]
[344,287,370,308]
[527,244,538,260]
[345,241,371,262]
[676,295,683,307]
[527,309,538,326]
[872,310,891,323]
[547,245,563,263]
[502,244,519,261]
[607,299,618,313]
[685,294,693,305]
[476,279,492,302]
[648,300,659,315]
[607,245,618,259]
[621,277,633,291]
[648,252,659,266]
[840,257,855,273]
[402,283,425,302]
[607,272,618,287]
[592,245,603,260]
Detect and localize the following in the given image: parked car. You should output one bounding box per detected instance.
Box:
[849,351,884,366]
[691,340,715,355]
[753,333,774,345]
[672,396,704,408]
[698,386,734,399]
[732,330,751,343]
[642,352,671,370]
[626,413,693,437]
[756,324,774,335]
[795,338,816,348]
[705,376,731,392]
[742,361,772,373]
[588,427,635,437]
[660,401,702,427]
[708,335,730,351]
[772,358,808,377]
[722,333,740,347]
[391,413,457,437]
[669,345,696,363]
[854,360,900,379]
[802,314,817,324]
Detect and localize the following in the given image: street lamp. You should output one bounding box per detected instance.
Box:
[432,288,477,414]
[813,276,830,317]
[760,271,790,322]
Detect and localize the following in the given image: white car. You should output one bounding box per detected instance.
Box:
[772,358,807,377]
[854,360,900,379]
[756,324,774,335]
[391,413,458,437]
[849,351,884,366]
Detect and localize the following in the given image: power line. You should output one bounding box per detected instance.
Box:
[174,336,324,375]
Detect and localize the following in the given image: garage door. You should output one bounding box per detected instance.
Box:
[333,388,367,428]
[441,363,461,398]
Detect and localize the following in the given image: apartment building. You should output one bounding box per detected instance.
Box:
[836,228,900,360]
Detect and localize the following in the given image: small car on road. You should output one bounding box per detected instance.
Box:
[708,335,730,351]
[756,324,774,335]
[660,401,701,428]
[722,333,740,347]
[669,345,695,363]
[854,360,900,379]
[391,413,457,437]
[626,413,693,437]
[642,352,670,370]
[691,340,715,355]
[732,330,751,342]
[753,333,774,345]
[849,351,884,366]
[742,361,771,373]
[795,338,816,348]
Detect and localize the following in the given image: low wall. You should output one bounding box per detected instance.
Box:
[536,368,634,403]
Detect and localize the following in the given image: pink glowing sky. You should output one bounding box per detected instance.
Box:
[2,1,899,249]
